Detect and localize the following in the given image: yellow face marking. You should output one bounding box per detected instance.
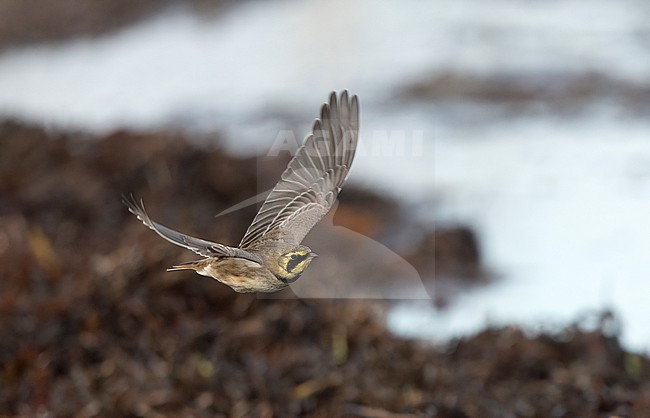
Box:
[277,248,316,282]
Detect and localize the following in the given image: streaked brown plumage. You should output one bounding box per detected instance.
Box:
[124,91,359,292]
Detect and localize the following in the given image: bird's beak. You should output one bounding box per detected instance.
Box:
[308,252,318,258]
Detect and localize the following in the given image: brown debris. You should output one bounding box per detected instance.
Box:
[400,71,650,116]
[0,0,231,50]
[406,226,483,280]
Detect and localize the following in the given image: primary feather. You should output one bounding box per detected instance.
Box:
[239,90,359,250]
[123,195,262,263]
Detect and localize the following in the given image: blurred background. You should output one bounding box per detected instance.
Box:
[2,0,650,415]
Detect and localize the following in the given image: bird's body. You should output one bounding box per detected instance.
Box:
[124,91,359,293]
[172,257,283,293]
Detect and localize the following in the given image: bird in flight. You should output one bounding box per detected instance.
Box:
[124,91,359,292]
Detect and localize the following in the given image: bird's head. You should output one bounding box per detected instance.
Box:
[276,245,318,283]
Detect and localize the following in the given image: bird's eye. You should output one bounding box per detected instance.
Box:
[291,254,298,260]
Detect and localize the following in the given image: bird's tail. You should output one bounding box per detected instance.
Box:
[167,259,204,272]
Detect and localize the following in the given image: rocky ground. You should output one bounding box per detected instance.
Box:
[1,121,649,416]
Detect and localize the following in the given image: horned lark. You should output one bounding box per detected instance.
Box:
[124,91,359,293]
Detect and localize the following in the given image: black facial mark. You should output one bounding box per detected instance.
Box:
[286,253,308,272]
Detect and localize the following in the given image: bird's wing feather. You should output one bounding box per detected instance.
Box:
[123,195,262,263]
[239,90,359,250]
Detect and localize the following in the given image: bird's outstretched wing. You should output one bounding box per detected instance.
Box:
[239,90,359,250]
[123,195,262,263]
